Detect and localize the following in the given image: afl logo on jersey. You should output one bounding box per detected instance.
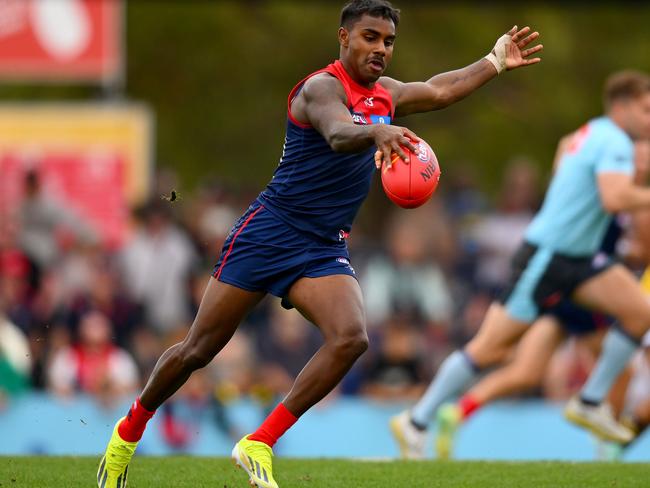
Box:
[351,112,368,125]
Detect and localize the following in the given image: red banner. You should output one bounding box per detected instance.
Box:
[0,104,153,249]
[0,151,127,249]
[0,0,122,83]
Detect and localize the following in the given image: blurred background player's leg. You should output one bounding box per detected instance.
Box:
[565,265,650,442]
[391,303,528,458]
[434,315,565,459]
[465,316,565,406]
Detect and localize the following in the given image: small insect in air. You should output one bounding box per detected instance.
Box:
[162,189,181,202]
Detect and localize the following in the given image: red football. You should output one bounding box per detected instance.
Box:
[381,139,441,209]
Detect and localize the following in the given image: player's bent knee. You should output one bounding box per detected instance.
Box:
[330,330,369,359]
[618,308,650,338]
[466,341,510,368]
[178,343,216,371]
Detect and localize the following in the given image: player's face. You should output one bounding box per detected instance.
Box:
[626,93,650,140]
[339,15,396,84]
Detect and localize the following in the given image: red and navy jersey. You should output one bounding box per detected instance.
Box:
[258,60,395,242]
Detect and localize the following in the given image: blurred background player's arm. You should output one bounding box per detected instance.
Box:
[624,141,650,263]
[598,136,650,212]
[599,173,650,212]
[381,26,542,117]
[552,133,576,171]
[631,209,650,264]
[599,145,650,213]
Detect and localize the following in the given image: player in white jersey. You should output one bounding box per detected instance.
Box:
[390,71,650,457]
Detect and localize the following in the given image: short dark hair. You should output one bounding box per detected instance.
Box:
[604,70,650,110]
[340,0,400,29]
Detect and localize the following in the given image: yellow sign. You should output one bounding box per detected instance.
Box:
[0,103,153,204]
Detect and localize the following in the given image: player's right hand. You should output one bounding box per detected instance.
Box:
[371,124,420,169]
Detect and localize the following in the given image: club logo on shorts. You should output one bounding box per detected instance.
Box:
[338,230,350,241]
[336,257,355,275]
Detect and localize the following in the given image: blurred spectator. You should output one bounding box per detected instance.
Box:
[362,210,453,329]
[129,326,165,384]
[119,201,197,333]
[58,241,105,301]
[48,310,139,406]
[25,270,67,389]
[0,219,33,332]
[65,260,144,347]
[182,184,239,266]
[18,169,97,271]
[209,330,257,402]
[442,162,489,284]
[361,316,426,401]
[443,161,489,223]
[470,157,540,294]
[0,312,31,407]
[255,301,321,400]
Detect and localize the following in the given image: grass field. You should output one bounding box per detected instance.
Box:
[1,456,650,487]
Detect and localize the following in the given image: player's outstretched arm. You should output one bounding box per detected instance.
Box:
[294,74,419,167]
[383,25,543,117]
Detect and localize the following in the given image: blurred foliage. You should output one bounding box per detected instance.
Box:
[1,1,649,198]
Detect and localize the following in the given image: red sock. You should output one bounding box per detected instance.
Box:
[458,394,482,420]
[248,403,298,448]
[118,397,156,442]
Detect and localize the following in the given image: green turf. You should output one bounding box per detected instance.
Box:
[1,456,650,487]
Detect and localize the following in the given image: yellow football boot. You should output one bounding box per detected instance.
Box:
[97,417,138,488]
[435,403,462,460]
[231,435,279,488]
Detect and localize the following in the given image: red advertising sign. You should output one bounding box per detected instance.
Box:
[0,104,153,249]
[0,151,128,248]
[0,0,122,83]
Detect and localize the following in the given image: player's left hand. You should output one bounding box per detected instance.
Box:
[486,25,543,74]
[505,26,543,71]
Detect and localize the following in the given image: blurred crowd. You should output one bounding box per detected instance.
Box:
[0,156,638,447]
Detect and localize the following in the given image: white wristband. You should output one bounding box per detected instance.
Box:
[484,33,511,74]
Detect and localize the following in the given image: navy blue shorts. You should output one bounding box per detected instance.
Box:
[500,242,614,323]
[213,201,356,305]
[546,298,613,336]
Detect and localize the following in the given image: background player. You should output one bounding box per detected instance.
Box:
[596,185,650,458]
[97,2,543,487]
[390,71,650,458]
[434,139,650,459]
[389,138,646,459]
